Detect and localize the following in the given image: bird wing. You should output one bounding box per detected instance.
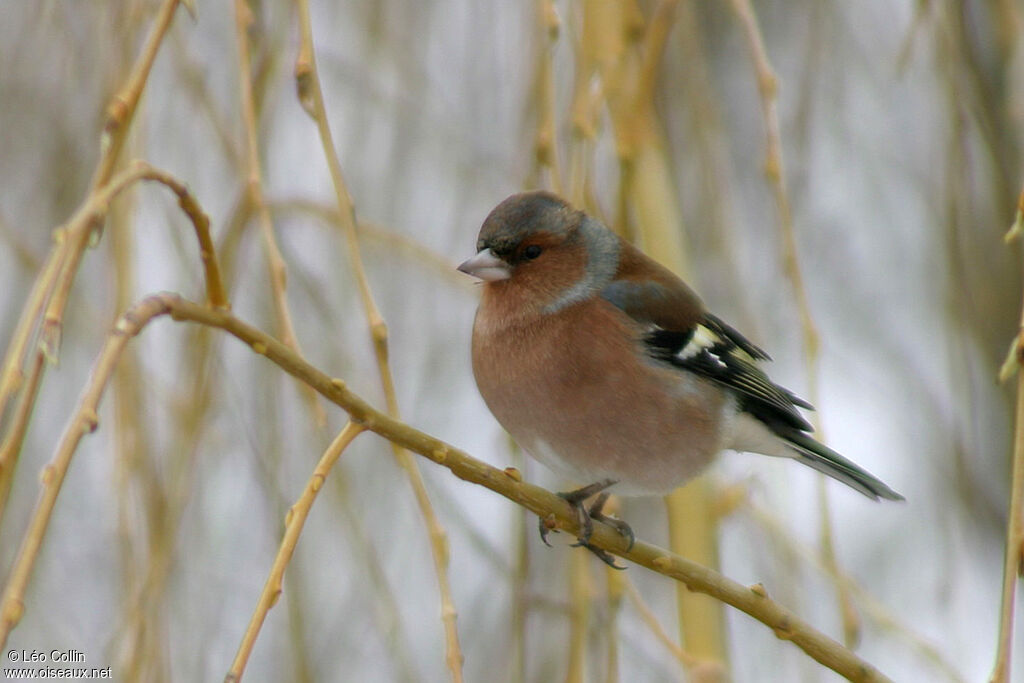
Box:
[599,241,814,434]
[643,317,815,433]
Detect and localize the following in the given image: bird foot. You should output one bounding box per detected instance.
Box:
[577,542,628,570]
[586,492,636,551]
[537,481,634,569]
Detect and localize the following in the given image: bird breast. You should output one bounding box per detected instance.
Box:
[471,296,731,496]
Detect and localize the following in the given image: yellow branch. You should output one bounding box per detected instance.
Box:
[0,1,186,536]
[0,292,893,681]
[989,186,1024,683]
[292,2,464,679]
[227,421,365,682]
[0,161,225,527]
[232,0,325,427]
[727,0,859,645]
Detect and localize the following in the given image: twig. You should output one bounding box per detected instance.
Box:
[292,3,465,680]
[93,0,183,192]
[0,0,183,446]
[990,188,1024,683]
[232,0,326,427]
[0,162,225,526]
[745,498,967,683]
[0,354,45,524]
[531,0,563,194]
[725,0,817,354]
[0,291,892,681]
[602,562,625,683]
[624,579,701,670]
[0,295,174,647]
[0,246,61,445]
[0,248,61,427]
[567,549,591,683]
[635,1,679,108]
[266,199,469,288]
[130,163,228,308]
[566,0,600,210]
[0,0,187,573]
[37,0,186,359]
[227,421,365,682]
[576,0,730,666]
[509,447,529,683]
[0,292,899,680]
[726,0,860,645]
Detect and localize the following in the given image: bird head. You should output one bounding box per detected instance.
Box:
[457,191,620,314]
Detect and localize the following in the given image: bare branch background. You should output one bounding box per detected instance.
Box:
[0,1,1020,681]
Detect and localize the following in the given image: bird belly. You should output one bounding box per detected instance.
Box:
[472,308,731,496]
[510,373,731,496]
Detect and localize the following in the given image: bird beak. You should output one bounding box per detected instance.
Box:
[457,248,511,282]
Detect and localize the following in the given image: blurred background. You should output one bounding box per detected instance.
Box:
[1,1,1022,681]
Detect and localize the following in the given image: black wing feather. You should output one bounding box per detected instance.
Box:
[645,316,814,433]
[603,280,813,439]
[620,304,904,501]
[700,312,772,361]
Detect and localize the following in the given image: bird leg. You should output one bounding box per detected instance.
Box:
[537,479,634,569]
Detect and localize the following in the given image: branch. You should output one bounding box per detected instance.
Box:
[727,0,860,645]
[0,161,225,527]
[990,184,1024,683]
[227,421,365,681]
[0,292,895,681]
[0,0,185,445]
[292,2,464,679]
[232,0,325,427]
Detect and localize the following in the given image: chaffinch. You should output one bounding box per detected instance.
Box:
[459,191,902,565]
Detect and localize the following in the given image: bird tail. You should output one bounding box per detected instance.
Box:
[782,430,904,502]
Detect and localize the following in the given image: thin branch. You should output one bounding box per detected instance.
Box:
[0,161,226,526]
[0,354,45,524]
[93,0,184,192]
[0,0,183,437]
[624,579,701,671]
[265,199,469,289]
[509,447,529,683]
[0,0,186,562]
[566,549,591,683]
[990,186,1024,683]
[602,562,625,683]
[232,0,326,427]
[227,421,365,682]
[745,498,967,683]
[0,247,62,433]
[531,0,564,194]
[725,0,818,357]
[726,0,860,645]
[292,3,464,680]
[35,0,185,361]
[635,0,679,108]
[0,295,175,647]
[0,292,893,681]
[129,163,228,309]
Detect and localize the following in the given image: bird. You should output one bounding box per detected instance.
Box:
[458,190,903,566]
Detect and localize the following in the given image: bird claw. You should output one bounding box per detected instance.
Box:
[562,490,595,546]
[538,513,557,547]
[536,480,634,566]
[579,542,628,570]
[591,505,635,551]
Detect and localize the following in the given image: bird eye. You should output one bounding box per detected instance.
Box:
[524,245,542,260]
